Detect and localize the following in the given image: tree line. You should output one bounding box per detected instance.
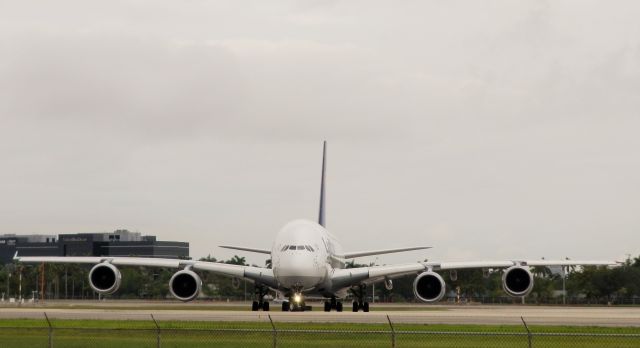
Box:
[1,255,639,304]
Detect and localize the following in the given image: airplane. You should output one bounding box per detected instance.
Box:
[15,141,618,312]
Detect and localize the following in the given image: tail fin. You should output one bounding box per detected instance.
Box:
[318,141,327,227]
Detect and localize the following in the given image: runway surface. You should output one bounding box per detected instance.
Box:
[1,303,639,326]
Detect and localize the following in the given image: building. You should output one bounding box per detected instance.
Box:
[0,234,60,263]
[0,230,189,264]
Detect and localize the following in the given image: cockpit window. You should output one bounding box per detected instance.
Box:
[283,244,314,251]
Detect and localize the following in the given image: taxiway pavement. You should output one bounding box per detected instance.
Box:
[1,304,639,326]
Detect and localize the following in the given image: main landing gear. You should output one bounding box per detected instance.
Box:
[251,284,270,311]
[323,296,343,312]
[350,284,370,312]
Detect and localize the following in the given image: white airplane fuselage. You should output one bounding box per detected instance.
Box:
[271,219,344,294]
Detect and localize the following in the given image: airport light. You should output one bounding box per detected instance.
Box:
[372,257,379,303]
[561,261,565,305]
[6,273,10,299]
[563,257,570,305]
[294,294,301,303]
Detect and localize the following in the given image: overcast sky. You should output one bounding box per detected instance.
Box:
[1,1,639,266]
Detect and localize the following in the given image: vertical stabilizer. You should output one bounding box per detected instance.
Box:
[318,141,327,227]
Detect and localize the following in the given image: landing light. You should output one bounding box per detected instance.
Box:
[294,294,301,303]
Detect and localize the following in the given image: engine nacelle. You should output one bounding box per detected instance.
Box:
[89,263,122,295]
[384,278,393,291]
[502,266,534,297]
[169,269,202,302]
[413,271,446,303]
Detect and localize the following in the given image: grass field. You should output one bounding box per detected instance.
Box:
[0,319,639,348]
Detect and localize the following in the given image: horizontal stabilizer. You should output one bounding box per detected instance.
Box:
[219,245,271,255]
[343,246,430,259]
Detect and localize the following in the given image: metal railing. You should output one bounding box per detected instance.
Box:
[0,313,638,347]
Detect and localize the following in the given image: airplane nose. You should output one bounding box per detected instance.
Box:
[280,254,316,274]
[277,254,324,288]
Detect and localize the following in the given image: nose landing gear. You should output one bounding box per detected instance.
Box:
[289,292,312,311]
[282,290,312,311]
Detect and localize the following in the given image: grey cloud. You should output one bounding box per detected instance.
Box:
[1,34,246,140]
[0,1,639,263]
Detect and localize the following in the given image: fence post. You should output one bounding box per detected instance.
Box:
[268,314,277,348]
[150,314,161,348]
[521,316,532,348]
[386,315,396,348]
[44,312,53,348]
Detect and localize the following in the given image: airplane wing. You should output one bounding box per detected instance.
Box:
[14,254,278,288]
[219,245,271,255]
[330,259,619,288]
[331,263,426,289]
[342,246,430,259]
[424,259,621,270]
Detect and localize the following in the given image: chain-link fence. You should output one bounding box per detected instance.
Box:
[0,313,638,347]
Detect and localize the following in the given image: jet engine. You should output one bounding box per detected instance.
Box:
[89,263,122,295]
[169,269,202,302]
[502,266,534,297]
[413,271,446,303]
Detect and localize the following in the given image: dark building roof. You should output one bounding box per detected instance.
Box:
[0,230,189,264]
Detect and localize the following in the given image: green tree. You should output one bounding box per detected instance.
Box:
[225,255,246,266]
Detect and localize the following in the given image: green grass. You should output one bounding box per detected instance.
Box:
[1,319,639,333]
[0,319,638,348]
